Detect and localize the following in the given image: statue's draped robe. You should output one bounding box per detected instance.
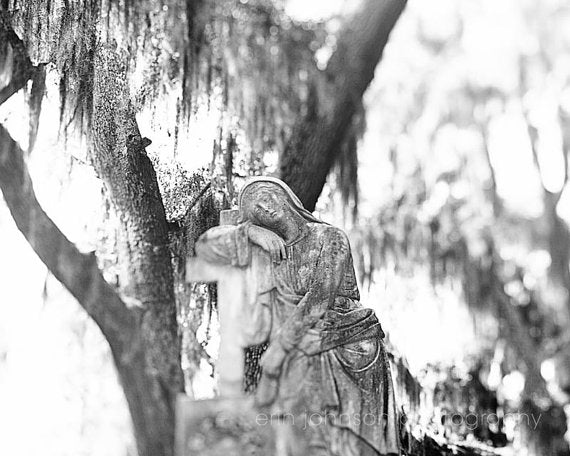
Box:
[196,222,400,455]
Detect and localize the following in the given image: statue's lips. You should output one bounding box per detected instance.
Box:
[260,209,279,220]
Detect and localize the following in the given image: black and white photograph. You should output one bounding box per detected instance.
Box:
[1,0,570,455]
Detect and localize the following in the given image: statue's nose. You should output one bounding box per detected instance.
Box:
[259,202,275,215]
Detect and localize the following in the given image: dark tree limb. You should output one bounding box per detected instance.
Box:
[280,0,407,210]
[0,124,139,354]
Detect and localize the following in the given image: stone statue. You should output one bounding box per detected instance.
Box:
[194,176,400,456]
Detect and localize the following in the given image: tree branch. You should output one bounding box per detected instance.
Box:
[280,0,407,210]
[0,124,138,355]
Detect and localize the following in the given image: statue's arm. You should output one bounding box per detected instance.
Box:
[195,222,252,266]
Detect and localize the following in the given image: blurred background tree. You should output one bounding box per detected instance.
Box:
[1,0,570,456]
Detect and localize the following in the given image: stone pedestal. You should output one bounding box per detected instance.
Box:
[176,395,312,456]
[175,396,276,456]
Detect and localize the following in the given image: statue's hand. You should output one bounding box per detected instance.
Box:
[247,225,287,263]
[254,343,286,408]
[255,376,279,408]
[260,342,287,378]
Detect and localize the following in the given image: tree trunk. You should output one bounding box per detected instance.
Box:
[91,45,184,456]
[280,0,406,210]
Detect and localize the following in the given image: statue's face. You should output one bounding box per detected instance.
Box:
[244,184,290,230]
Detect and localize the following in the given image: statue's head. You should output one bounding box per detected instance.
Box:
[238,177,323,229]
[239,182,292,230]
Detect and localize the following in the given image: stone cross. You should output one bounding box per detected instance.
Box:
[177,209,280,456]
[185,209,247,396]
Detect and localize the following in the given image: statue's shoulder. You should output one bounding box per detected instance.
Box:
[308,223,350,246]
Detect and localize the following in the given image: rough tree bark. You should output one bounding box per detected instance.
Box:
[280,0,407,210]
[90,45,184,456]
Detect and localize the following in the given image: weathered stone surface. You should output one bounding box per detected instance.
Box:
[186,255,249,396]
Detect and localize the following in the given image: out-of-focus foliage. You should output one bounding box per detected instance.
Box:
[318,0,570,451]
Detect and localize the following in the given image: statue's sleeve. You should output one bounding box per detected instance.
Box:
[195,222,252,266]
[275,227,349,351]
